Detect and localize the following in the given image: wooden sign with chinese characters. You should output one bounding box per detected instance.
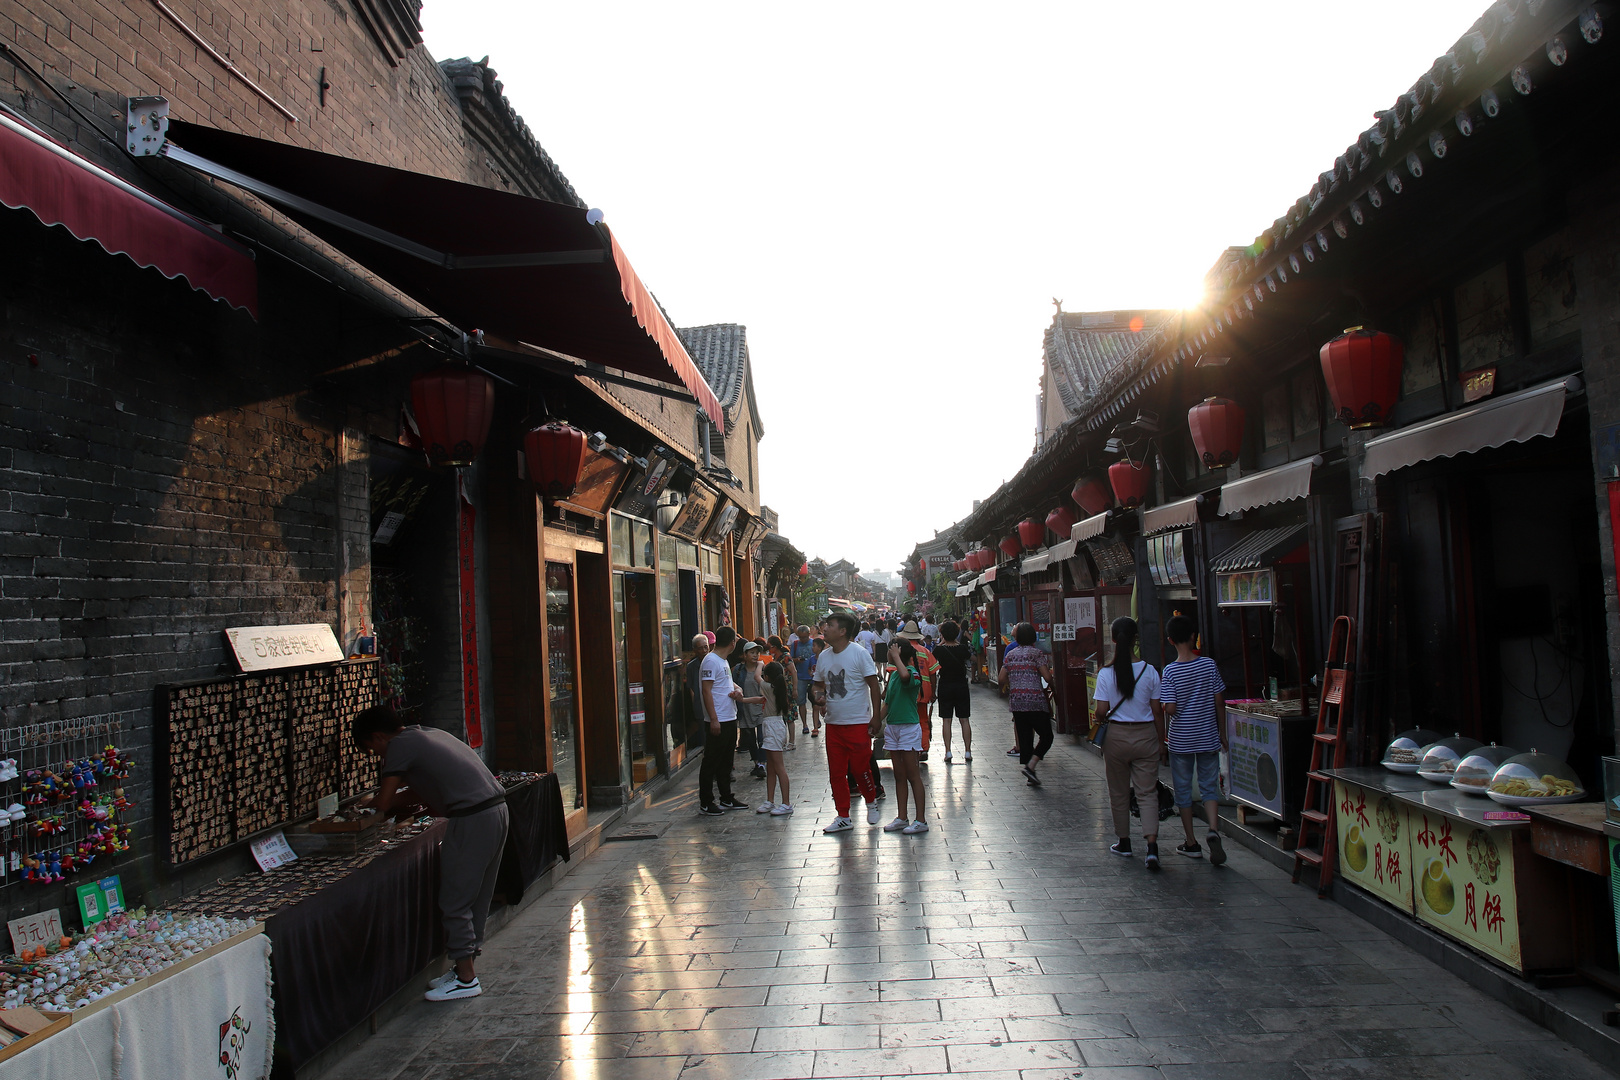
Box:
[225,624,344,672]
[666,483,720,541]
[7,909,63,955]
[1331,779,1415,913]
[1461,366,1497,403]
[1410,806,1522,970]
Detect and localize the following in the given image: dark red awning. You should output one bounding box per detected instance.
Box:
[163,120,722,422]
[0,110,257,315]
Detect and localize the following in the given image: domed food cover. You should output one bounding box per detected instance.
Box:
[1486,750,1586,805]
[1383,728,1444,773]
[1451,744,1518,795]
[1416,734,1483,783]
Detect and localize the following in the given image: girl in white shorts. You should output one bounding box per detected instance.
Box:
[755,661,793,815]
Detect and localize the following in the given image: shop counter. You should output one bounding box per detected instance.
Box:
[495,773,570,905]
[1322,767,1433,914]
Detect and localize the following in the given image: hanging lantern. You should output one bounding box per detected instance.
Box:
[1071,476,1112,517]
[966,548,986,571]
[998,535,1022,560]
[799,562,810,577]
[906,580,917,595]
[524,420,588,498]
[1045,506,1078,539]
[1187,396,1246,468]
[953,559,967,572]
[410,365,495,467]
[1017,519,1044,549]
[1319,326,1404,429]
[1109,460,1149,509]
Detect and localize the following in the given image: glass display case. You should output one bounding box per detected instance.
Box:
[1382,728,1444,773]
[1450,744,1519,795]
[1416,734,1484,784]
[1487,750,1586,805]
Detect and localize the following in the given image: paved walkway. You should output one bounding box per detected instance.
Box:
[331,686,1614,1080]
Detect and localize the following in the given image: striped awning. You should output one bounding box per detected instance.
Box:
[1020,551,1050,574]
[1141,495,1201,536]
[1210,524,1308,572]
[1218,456,1320,516]
[1071,512,1109,542]
[1046,538,1077,563]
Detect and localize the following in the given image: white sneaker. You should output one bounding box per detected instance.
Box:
[883,817,910,832]
[756,801,774,813]
[823,817,854,833]
[424,977,482,1001]
[771,803,794,816]
[902,820,930,834]
[963,752,972,762]
[866,805,882,825]
[944,752,954,764]
[427,969,459,991]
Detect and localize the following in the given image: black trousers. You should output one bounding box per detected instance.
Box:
[699,721,738,806]
[738,724,766,766]
[1014,711,1054,765]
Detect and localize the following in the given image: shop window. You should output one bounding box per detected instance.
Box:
[632,520,653,568]
[1262,385,1290,449]
[611,515,630,566]
[677,539,699,568]
[1455,262,1516,370]
[612,514,655,569]
[1393,298,1445,395]
[1524,231,1580,351]
[1291,372,1320,437]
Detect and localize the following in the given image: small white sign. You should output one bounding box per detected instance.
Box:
[225,623,344,672]
[250,831,298,872]
[1052,623,1076,642]
[317,792,340,819]
[8,908,64,954]
[1065,597,1095,629]
[373,510,406,545]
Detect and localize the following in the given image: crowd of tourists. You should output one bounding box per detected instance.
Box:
[689,609,1227,872]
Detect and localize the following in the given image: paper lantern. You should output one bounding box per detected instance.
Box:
[1187,396,1246,468]
[524,420,588,498]
[410,365,494,467]
[1017,519,1044,549]
[1109,460,1149,509]
[998,535,1022,560]
[799,563,810,577]
[1045,506,1078,538]
[1071,476,1112,517]
[1319,327,1404,429]
[906,581,917,594]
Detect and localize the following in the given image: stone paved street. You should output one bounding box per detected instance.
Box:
[331,687,1615,1080]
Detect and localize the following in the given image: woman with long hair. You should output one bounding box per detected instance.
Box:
[755,661,794,814]
[880,639,928,833]
[767,635,796,749]
[1093,617,1166,868]
[998,623,1055,785]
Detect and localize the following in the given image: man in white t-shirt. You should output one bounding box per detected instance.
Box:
[812,612,883,833]
[697,626,747,815]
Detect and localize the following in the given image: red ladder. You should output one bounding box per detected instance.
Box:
[1292,615,1355,896]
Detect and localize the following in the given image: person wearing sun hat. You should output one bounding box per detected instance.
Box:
[894,620,939,760]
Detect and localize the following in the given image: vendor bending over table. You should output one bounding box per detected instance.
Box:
[353,706,509,1002]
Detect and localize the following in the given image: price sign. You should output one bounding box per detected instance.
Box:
[250,830,298,872]
[1051,623,1076,642]
[8,908,64,954]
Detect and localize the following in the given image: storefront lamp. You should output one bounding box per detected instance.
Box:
[1187,396,1246,468]
[1319,326,1404,429]
[1071,476,1112,518]
[1108,459,1149,509]
[410,364,494,467]
[998,535,1022,560]
[1045,507,1078,539]
[1017,519,1044,550]
[524,419,588,498]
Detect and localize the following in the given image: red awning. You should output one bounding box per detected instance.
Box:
[0,110,257,315]
[163,120,722,422]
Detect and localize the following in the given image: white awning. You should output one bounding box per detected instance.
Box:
[1141,495,1201,536]
[1021,551,1050,574]
[955,584,974,597]
[971,574,986,587]
[1361,375,1581,479]
[1046,538,1077,562]
[1071,512,1109,542]
[1219,456,1321,516]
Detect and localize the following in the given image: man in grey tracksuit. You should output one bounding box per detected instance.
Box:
[353,706,509,1002]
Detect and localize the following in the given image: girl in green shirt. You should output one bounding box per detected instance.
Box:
[881,640,928,833]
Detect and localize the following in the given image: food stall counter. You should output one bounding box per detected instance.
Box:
[1321,767,1429,914]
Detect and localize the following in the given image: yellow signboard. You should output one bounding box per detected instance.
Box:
[1409,807,1522,971]
[1333,780,1414,913]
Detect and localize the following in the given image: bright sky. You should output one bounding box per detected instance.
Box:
[423,1,1487,579]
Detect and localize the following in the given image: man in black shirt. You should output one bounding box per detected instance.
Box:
[932,620,974,763]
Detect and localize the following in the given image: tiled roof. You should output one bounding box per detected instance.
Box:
[677,324,760,435]
[1044,310,1176,416]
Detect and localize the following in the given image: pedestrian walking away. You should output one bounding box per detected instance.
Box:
[353,706,509,1002]
[812,611,883,833]
[697,627,748,814]
[789,624,817,736]
[735,641,768,780]
[998,622,1054,787]
[767,635,797,749]
[754,661,794,815]
[1157,615,1227,865]
[932,619,974,762]
[880,639,929,833]
[1094,617,1165,867]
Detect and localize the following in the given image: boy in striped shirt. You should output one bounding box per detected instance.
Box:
[1155,615,1227,865]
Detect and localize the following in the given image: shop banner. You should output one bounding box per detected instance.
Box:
[1225,710,1284,818]
[1332,780,1414,913]
[458,488,483,748]
[1410,807,1522,970]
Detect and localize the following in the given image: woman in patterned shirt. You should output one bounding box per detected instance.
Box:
[997,622,1055,787]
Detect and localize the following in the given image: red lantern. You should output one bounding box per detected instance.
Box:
[1017,519,1044,549]
[524,420,588,498]
[410,365,494,467]
[918,558,927,574]
[998,535,1022,560]
[1319,326,1404,429]
[799,562,810,577]
[1071,476,1112,518]
[906,581,917,595]
[1187,396,1246,468]
[1045,506,1078,539]
[952,559,966,572]
[1109,460,1149,509]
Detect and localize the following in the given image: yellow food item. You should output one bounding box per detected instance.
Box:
[1345,824,1369,872]
[1421,859,1455,915]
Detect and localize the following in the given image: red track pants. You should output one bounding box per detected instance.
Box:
[826,723,877,816]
